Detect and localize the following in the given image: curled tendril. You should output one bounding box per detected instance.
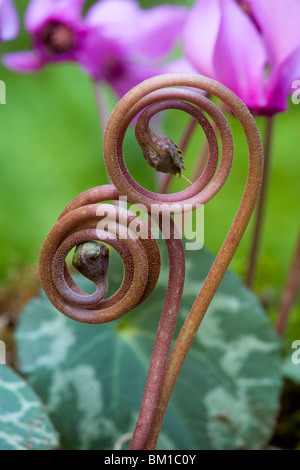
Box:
[39,184,164,324]
[39,183,186,449]
[39,73,263,451]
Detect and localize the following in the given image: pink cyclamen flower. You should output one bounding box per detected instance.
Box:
[183,0,300,115]
[3,0,187,97]
[78,0,188,97]
[3,0,89,72]
[0,0,19,42]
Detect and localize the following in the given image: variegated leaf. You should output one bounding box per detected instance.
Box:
[16,246,282,450]
[0,365,59,450]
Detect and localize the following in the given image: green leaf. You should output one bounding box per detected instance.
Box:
[15,246,282,450]
[0,365,59,450]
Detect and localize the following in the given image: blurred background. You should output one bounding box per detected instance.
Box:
[1,0,299,336]
[0,0,300,450]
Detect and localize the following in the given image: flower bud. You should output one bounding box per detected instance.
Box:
[72,242,109,286]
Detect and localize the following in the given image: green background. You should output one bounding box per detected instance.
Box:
[0,0,299,342]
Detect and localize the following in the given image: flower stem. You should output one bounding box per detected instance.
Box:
[144,93,263,451]
[102,74,263,449]
[276,229,300,336]
[93,81,110,135]
[246,116,274,287]
[129,224,185,450]
[191,100,226,182]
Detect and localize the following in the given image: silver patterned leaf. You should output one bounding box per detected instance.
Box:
[15,246,282,450]
[0,365,59,450]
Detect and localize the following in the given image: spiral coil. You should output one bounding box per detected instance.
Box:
[39,73,263,450]
[39,184,162,324]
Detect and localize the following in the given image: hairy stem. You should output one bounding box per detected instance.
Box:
[246,116,274,287]
[103,74,263,449]
[133,79,263,450]
[93,82,110,135]
[129,224,185,450]
[276,229,300,336]
[42,74,263,451]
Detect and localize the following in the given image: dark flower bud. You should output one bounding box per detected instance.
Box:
[137,129,186,177]
[72,242,109,286]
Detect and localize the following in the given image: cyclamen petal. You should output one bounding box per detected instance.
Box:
[0,0,19,41]
[3,51,45,72]
[183,0,300,115]
[163,57,198,75]
[267,46,300,114]
[183,0,221,78]
[80,0,187,96]
[3,0,187,99]
[25,0,86,33]
[213,0,267,110]
[85,0,139,47]
[108,61,162,98]
[86,0,139,28]
[248,0,300,65]
[133,4,188,60]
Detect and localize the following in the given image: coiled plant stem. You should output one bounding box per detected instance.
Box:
[39,183,185,451]
[40,73,263,451]
[103,74,263,449]
[142,79,263,450]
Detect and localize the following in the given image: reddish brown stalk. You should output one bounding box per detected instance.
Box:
[39,183,185,450]
[144,81,263,447]
[246,116,274,287]
[40,73,263,451]
[276,229,300,336]
[191,101,228,182]
[103,74,263,449]
[129,222,185,450]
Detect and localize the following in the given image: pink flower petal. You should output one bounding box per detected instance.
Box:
[25,0,57,32]
[109,61,161,98]
[25,0,86,33]
[134,5,188,60]
[213,0,267,109]
[86,1,187,59]
[183,0,221,78]
[3,51,45,72]
[266,45,300,113]
[163,57,198,74]
[77,26,161,97]
[85,0,139,46]
[77,30,124,81]
[248,0,300,65]
[0,0,19,41]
